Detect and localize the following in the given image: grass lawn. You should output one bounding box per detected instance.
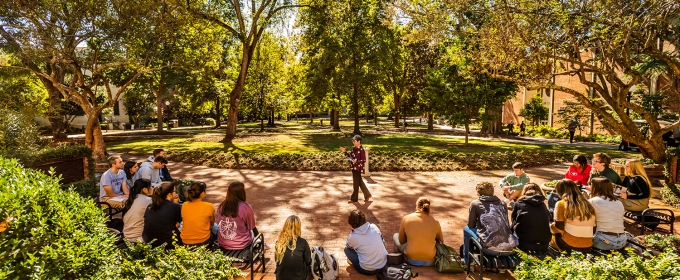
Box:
[107,130,631,159]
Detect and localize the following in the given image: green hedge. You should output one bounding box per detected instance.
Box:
[0,156,243,279]
[0,156,115,279]
[168,150,571,171]
[514,247,680,279]
[523,125,621,143]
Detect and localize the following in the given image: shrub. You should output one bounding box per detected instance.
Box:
[176,179,195,202]
[204,118,216,126]
[514,248,680,279]
[661,183,680,209]
[7,144,95,180]
[66,179,99,199]
[105,242,243,279]
[0,109,42,153]
[0,156,117,279]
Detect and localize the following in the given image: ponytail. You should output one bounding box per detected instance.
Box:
[416,197,431,214]
[122,179,151,213]
[186,181,207,202]
[149,180,178,211]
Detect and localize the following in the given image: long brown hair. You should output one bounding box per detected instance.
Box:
[590,177,617,201]
[518,183,544,201]
[186,181,207,202]
[219,181,246,217]
[556,179,595,221]
[149,180,178,211]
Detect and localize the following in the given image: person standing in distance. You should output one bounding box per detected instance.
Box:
[568,119,579,143]
[340,135,372,203]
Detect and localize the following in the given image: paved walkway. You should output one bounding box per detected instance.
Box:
[148,155,572,280]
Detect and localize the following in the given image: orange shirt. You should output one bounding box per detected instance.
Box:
[180,200,215,244]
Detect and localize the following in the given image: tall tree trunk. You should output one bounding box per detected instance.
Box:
[225,42,257,142]
[465,117,470,144]
[214,96,221,128]
[333,91,341,131]
[268,108,274,126]
[394,93,400,128]
[374,108,378,126]
[84,111,106,161]
[309,110,313,123]
[638,138,667,163]
[481,105,504,134]
[352,82,361,135]
[330,109,336,126]
[40,75,68,140]
[427,111,434,130]
[152,77,165,133]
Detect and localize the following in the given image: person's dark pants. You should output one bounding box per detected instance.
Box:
[350,170,371,202]
[344,247,379,275]
[569,131,575,143]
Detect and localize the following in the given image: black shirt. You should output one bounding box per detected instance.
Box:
[511,195,552,252]
[275,237,312,280]
[143,200,182,249]
[621,175,651,199]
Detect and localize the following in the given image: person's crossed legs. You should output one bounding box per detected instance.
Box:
[344,247,379,275]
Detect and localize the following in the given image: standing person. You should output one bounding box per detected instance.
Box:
[216,181,258,250]
[181,182,216,246]
[498,162,530,204]
[618,159,653,211]
[568,119,579,143]
[393,197,444,266]
[143,180,182,250]
[519,121,526,136]
[123,161,140,190]
[507,122,514,135]
[588,152,622,186]
[99,156,129,209]
[463,182,517,262]
[550,179,597,253]
[511,183,551,252]
[122,179,153,242]
[339,135,372,203]
[565,155,592,187]
[589,178,626,250]
[344,210,388,275]
[275,215,312,280]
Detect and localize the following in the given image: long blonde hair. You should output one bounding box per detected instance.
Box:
[626,159,653,193]
[275,215,302,264]
[556,179,595,221]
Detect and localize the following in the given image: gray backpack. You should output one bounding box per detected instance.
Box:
[311,246,339,280]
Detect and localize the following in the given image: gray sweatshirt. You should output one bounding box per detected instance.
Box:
[346,222,388,271]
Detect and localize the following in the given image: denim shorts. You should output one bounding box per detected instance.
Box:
[592,231,627,250]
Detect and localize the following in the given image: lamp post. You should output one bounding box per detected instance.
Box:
[165,100,171,131]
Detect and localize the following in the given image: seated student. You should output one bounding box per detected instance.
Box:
[550,179,597,253]
[123,161,140,190]
[589,178,626,250]
[275,215,312,280]
[99,156,129,209]
[511,183,551,252]
[135,156,168,187]
[122,179,153,242]
[147,149,173,181]
[143,180,182,250]
[463,182,517,262]
[565,155,592,187]
[217,181,257,250]
[393,197,444,266]
[498,162,530,204]
[180,182,216,246]
[618,159,652,211]
[345,210,388,275]
[588,152,622,187]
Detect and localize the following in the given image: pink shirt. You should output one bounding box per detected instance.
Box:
[565,165,592,186]
[217,202,256,250]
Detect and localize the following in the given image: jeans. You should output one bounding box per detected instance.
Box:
[344,247,378,275]
[463,226,479,263]
[350,170,371,202]
[592,231,627,250]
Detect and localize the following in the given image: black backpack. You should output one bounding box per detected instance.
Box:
[377,263,418,280]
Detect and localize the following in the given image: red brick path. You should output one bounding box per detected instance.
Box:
[168,160,574,280]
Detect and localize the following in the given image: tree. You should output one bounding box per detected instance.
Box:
[0,0,176,160]
[186,0,306,141]
[519,95,549,126]
[0,55,48,118]
[450,0,680,163]
[557,100,589,135]
[122,85,156,127]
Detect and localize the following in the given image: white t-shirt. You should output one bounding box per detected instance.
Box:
[589,196,625,233]
[123,194,152,242]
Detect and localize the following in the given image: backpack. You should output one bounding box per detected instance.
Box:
[546,191,560,222]
[377,263,418,280]
[311,246,339,280]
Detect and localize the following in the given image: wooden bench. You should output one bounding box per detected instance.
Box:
[624,208,675,235]
[218,228,266,280]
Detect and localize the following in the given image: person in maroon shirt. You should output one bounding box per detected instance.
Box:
[339,135,372,203]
